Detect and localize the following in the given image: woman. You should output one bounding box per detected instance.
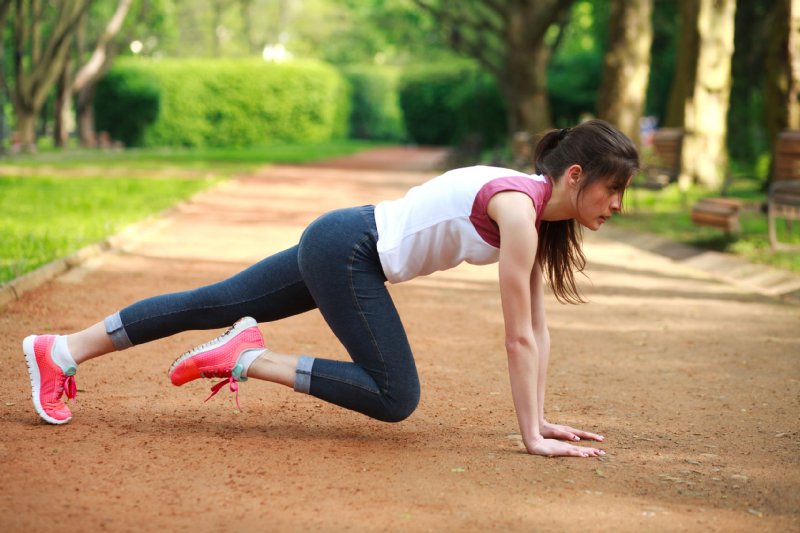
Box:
[23,119,638,458]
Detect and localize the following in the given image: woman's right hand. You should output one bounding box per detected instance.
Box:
[525,437,605,458]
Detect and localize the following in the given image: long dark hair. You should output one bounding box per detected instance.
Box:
[533,119,639,304]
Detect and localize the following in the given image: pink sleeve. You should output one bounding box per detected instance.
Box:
[469,176,553,247]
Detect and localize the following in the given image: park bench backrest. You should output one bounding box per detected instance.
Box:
[774,130,800,182]
[651,128,683,180]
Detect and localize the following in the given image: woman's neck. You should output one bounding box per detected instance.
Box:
[542,178,575,222]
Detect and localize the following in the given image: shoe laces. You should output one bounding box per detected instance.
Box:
[205,376,241,411]
[64,375,77,400]
[44,374,77,410]
[184,323,240,359]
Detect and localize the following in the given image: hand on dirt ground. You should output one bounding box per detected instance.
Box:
[540,421,604,442]
[525,437,605,458]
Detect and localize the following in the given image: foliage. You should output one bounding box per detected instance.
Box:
[126,0,453,65]
[547,50,603,127]
[94,65,160,146]
[644,0,679,123]
[726,0,776,177]
[342,65,406,141]
[398,61,506,146]
[291,0,453,65]
[546,0,607,126]
[96,58,351,147]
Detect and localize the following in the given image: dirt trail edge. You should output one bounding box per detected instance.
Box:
[1,147,798,532]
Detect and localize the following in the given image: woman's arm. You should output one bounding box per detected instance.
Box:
[529,262,550,426]
[530,263,604,443]
[488,192,603,457]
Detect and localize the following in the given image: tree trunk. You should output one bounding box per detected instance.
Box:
[76,83,97,147]
[71,0,132,147]
[11,0,91,147]
[72,0,132,91]
[413,0,571,137]
[505,44,552,135]
[679,0,737,190]
[0,1,10,154]
[15,110,37,153]
[503,0,571,135]
[766,0,800,153]
[597,0,653,147]
[788,0,800,130]
[212,0,224,57]
[54,56,73,147]
[664,0,700,128]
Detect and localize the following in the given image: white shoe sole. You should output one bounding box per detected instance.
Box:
[22,335,71,425]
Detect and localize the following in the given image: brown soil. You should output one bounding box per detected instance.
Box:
[1,147,798,532]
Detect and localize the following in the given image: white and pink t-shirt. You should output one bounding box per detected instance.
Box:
[374,165,553,283]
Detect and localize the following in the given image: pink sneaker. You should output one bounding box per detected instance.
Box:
[168,317,265,409]
[22,335,77,425]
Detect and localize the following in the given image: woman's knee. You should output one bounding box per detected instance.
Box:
[379,381,421,423]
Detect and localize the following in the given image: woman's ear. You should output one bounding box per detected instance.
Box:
[566,164,583,188]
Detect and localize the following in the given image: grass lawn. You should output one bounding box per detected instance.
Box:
[615,179,800,273]
[0,141,380,284]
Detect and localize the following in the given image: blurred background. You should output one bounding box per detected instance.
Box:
[1,0,799,281]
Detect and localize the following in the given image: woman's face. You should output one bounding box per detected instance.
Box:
[575,176,628,231]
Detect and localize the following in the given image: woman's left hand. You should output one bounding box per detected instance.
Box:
[540,421,604,442]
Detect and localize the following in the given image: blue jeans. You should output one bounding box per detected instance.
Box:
[105,206,420,422]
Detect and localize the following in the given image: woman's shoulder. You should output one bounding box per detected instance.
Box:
[447,165,529,177]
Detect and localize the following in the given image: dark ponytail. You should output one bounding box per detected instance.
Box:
[533,119,639,304]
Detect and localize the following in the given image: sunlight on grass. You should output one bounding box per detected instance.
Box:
[616,181,800,273]
[1,140,381,173]
[0,175,215,284]
[0,140,381,284]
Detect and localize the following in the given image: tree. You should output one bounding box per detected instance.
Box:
[546,1,612,127]
[663,0,699,129]
[727,0,774,170]
[6,0,91,150]
[68,0,135,147]
[766,0,800,164]
[52,0,134,147]
[412,0,573,135]
[678,0,736,189]
[0,0,11,153]
[644,0,679,126]
[597,0,653,146]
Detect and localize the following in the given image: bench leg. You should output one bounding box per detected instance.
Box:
[768,202,779,250]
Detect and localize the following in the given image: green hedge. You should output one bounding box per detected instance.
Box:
[94,66,160,146]
[96,59,351,147]
[342,65,406,141]
[398,62,507,147]
[95,58,511,149]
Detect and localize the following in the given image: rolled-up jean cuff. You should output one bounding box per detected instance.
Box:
[294,355,314,394]
[104,312,133,351]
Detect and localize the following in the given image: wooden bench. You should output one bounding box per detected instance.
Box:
[691,197,744,234]
[768,130,800,250]
[691,129,800,241]
[633,128,683,190]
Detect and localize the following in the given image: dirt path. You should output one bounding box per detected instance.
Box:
[1,147,798,532]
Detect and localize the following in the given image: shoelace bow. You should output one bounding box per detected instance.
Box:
[205,376,241,411]
[64,375,77,400]
[45,374,77,409]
